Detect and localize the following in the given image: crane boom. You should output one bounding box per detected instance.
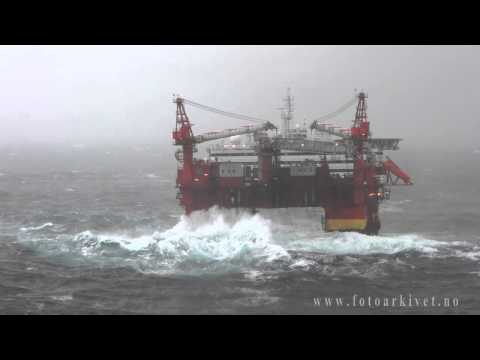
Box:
[310,121,349,138]
[383,156,413,185]
[194,122,277,144]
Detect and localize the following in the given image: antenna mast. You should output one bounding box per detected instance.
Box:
[280,88,294,136]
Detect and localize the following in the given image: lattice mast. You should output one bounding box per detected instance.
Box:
[280,88,294,136]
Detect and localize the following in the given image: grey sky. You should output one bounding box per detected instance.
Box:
[0,45,478,150]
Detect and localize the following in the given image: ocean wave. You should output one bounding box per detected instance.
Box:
[16,209,478,276]
[282,232,447,256]
[451,246,480,261]
[19,222,54,232]
[47,209,291,274]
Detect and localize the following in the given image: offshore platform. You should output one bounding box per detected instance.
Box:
[172,90,412,235]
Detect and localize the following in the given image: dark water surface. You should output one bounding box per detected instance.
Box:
[1,144,479,314]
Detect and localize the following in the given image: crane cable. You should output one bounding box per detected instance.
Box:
[181,94,357,125]
[182,98,270,124]
[310,96,357,123]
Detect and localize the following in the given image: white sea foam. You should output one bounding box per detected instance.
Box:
[70,210,290,272]
[20,222,54,232]
[244,270,264,280]
[152,211,289,263]
[289,258,316,269]
[75,231,156,255]
[282,232,447,255]
[452,248,480,261]
[67,211,453,276]
[17,209,477,276]
[50,295,73,302]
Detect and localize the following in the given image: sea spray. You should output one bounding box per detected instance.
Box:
[281,231,447,255]
[16,208,474,276]
[41,209,292,273]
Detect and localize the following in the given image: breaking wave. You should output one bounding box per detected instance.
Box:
[72,211,290,273]
[19,222,54,232]
[16,208,476,276]
[283,232,447,255]
[18,209,290,274]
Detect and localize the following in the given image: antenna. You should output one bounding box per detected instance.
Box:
[280,88,294,136]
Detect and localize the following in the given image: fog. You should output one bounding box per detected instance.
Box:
[0,45,479,151]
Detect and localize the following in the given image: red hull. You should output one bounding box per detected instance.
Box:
[176,162,382,235]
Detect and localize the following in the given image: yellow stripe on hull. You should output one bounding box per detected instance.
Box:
[326,219,367,232]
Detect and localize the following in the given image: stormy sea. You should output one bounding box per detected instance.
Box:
[1,144,479,314]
